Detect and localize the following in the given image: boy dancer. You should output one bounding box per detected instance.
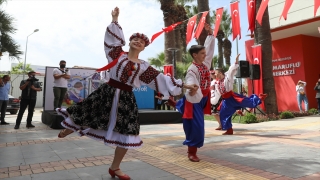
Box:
[168,23,214,162]
[214,55,267,135]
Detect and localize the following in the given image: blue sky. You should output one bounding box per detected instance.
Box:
[0,0,251,71]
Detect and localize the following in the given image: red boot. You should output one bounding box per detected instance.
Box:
[187,146,200,162]
[236,110,244,116]
[222,128,233,135]
[259,93,268,101]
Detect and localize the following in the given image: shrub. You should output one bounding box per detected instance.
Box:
[244,113,258,124]
[280,111,294,119]
[308,108,318,115]
[290,111,311,117]
[256,113,280,122]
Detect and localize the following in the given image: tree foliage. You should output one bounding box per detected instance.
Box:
[0,0,22,60]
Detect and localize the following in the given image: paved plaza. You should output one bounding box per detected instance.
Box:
[0,109,319,180]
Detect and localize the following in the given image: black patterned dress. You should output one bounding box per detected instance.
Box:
[56,21,184,149]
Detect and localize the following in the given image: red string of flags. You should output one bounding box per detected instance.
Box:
[150,0,320,45]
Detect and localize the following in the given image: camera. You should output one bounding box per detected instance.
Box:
[27,75,39,82]
[64,68,69,75]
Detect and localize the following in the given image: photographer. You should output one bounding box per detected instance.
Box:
[14,71,42,129]
[314,78,320,115]
[53,60,70,110]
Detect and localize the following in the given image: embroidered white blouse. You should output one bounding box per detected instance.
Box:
[184,35,215,103]
[100,21,183,96]
[211,63,239,103]
[210,79,220,105]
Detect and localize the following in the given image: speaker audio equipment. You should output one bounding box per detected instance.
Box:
[250,64,261,80]
[235,61,250,78]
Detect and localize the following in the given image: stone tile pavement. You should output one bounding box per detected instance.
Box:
[0,108,319,180]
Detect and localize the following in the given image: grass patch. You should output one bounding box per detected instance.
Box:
[205,115,246,124]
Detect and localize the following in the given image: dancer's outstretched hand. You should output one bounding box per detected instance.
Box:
[204,23,213,35]
[235,54,240,64]
[188,84,199,96]
[112,7,119,21]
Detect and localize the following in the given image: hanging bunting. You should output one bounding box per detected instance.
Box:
[246,0,256,35]
[279,0,294,21]
[256,0,269,26]
[315,0,320,17]
[186,15,198,45]
[213,7,224,38]
[231,1,241,40]
[150,21,182,43]
[194,11,209,39]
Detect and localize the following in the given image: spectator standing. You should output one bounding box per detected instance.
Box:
[0,75,10,125]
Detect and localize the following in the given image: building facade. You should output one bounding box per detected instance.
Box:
[246,0,320,111]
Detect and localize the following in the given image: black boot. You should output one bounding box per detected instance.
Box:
[0,121,9,125]
[14,124,20,129]
[26,124,35,128]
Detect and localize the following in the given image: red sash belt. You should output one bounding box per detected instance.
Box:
[217,91,244,111]
[182,88,211,119]
[108,78,132,92]
[221,91,233,99]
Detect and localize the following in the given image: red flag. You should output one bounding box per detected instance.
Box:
[315,0,320,17]
[251,44,265,110]
[213,7,223,38]
[194,11,209,39]
[150,21,182,43]
[256,0,269,26]
[280,0,294,21]
[230,1,241,40]
[246,0,256,35]
[186,15,197,45]
[162,21,182,33]
[150,31,164,43]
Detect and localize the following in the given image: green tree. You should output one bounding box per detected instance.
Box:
[0,0,23,60]
[148,52,166,71]
[8,62,33,94]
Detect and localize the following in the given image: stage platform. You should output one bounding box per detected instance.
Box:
[42,110,183,129]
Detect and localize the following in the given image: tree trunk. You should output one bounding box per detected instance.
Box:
[197,0,210,45]
[217,30,224,68]
[180,22,187,55]
[160,0,176,64]
[174,28,182,62]
[223,38,232,66]
[254,0,278,114]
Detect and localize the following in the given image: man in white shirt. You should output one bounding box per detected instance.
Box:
[53,60,71,110]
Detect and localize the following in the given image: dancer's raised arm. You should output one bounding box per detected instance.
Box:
[104,7,125,62]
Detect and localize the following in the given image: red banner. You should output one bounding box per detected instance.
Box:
[280,0,294,21]
[150,21,182,43]
[246,0,256,35]
[213,7,223,38]
[164,65,173,77]
[150,31,164,43]
[162,21,182,33]
[186,15,197,45]
[252,45,265,110]
[231,1,241,40]
[194,11,209,39]
[315,0,320,17]
[256,0,269,26]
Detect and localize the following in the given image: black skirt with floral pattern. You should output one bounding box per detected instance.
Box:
[66,83,140,135]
